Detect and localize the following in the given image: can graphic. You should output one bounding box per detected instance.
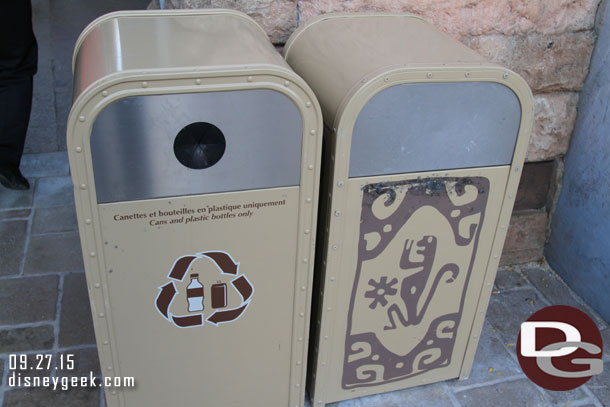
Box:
[211,283,228,309]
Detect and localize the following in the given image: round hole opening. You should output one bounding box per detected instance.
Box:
[173,122,226,169]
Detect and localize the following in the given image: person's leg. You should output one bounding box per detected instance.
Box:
[0,1,37,190]
[0,78,33,189]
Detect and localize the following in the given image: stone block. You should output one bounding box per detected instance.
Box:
[463,34,594,93]
[514,161,554,210]
[500,210,548,266]
[0,220,28,277]
[3,387,100,407]
[0,275,58,324]
[0,209,31,220]
[454,378,551,407]
[148,0,298,44]
[329,382,452,406]
[33,177,74,209]
[32,205,78,235]
[20,152,70,178]
[57,348,101,377]
[0,326,55,353]
[59,273,96,347]
[521,264,608,329]
[0,182,35,210]
[586,361,610,405]
[24,232,84,274]
[527,93,579,162]
[298,0,601,38]
[486,288,548,344]
[493,266,530,292]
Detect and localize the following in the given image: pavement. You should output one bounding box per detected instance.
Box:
[0,152,608,407]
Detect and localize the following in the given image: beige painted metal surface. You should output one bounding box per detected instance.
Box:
[284,13,534,405]
[68,10,322,407]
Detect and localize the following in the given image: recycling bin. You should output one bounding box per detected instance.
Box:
[284,13,534,405]
[67,10,322,407]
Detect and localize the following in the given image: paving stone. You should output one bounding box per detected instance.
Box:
[59,273,96,347]
[586,361,610,405]
[0,220,28,277]
[32,205,78,234]
[20,152,69,178]
[1,358,4,385]
[494,266,531,292]
[449,321,521,388]
[24,233,83,274]
[486,288,548,345]
[521,265,608,329]
[57,348,101,378]
[601,327,610,361]
[5,353,54,379]
[329,382,452,406]
[454,378,549,407]
[542,386,589,406]
[0,275,58,324]
[3,386,99,407]
[0,209,31,220]
[0,181,35,210]
[33,177,74,209]
[0,326,55,353]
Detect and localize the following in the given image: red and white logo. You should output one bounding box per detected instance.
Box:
[517,305,603,391]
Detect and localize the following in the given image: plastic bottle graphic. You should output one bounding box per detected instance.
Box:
[186,273,204,312]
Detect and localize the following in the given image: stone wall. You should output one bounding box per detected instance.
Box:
[150,0,601,264]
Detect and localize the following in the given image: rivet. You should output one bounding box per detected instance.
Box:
[494,255,499,259]
[78,116,85,122]
[487,283,492,287]
[112,391,117,395]
[330,277,335,282]
[465,72,471,78]
[295,383,300,388]
[75,146,82,153]
[95,283,101,288]
[308,164,314,170]
[90,252,96,257]
[80,183,87,190]
[99,313,105,318]
[306,101,312,108]
[297,361,302,366]
[332,245,338,251]
[384,77,389,82]
[503,72,509,79]
[515,166,520,172]
[509,194,514,199]
[195,79,201,85]
[310,129,317,136]
[101,91,108,97]
[142,81,149,88]
[103,341,109,345]
[298,337,303,342]
[247,76,253,82]
[306,198,312,203]
[324,335,329,340]
[334,210,341,217]
[85,219,92,225]
[304,229,310,234]
[337,181,344,187]
[318,402,323,405]
[327,307,332,311]
[299,313,305,317]
[427,72,433,79]
[284,81,290,87]
[321,362,327,366]
[301,286,306,291]
[303,259,308,263]
[107,366,113,371]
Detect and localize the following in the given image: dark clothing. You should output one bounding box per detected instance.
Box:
[0,1,37,167]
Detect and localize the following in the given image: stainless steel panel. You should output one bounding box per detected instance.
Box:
[91,89,303,203]
[349,82,521,177]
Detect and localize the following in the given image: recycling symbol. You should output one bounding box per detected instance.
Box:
[155,251,253,328]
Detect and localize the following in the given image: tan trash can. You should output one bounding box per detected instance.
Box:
[284,13,534,405]
[67,10,322,407]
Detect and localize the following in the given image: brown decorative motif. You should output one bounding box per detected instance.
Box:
[172,314,204,328]
[156,282,177,319]
[169,256,198,280]
[207,304,248,325]
[232,275,253,302]
[342,177,489,389]
[202,251,239,275]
